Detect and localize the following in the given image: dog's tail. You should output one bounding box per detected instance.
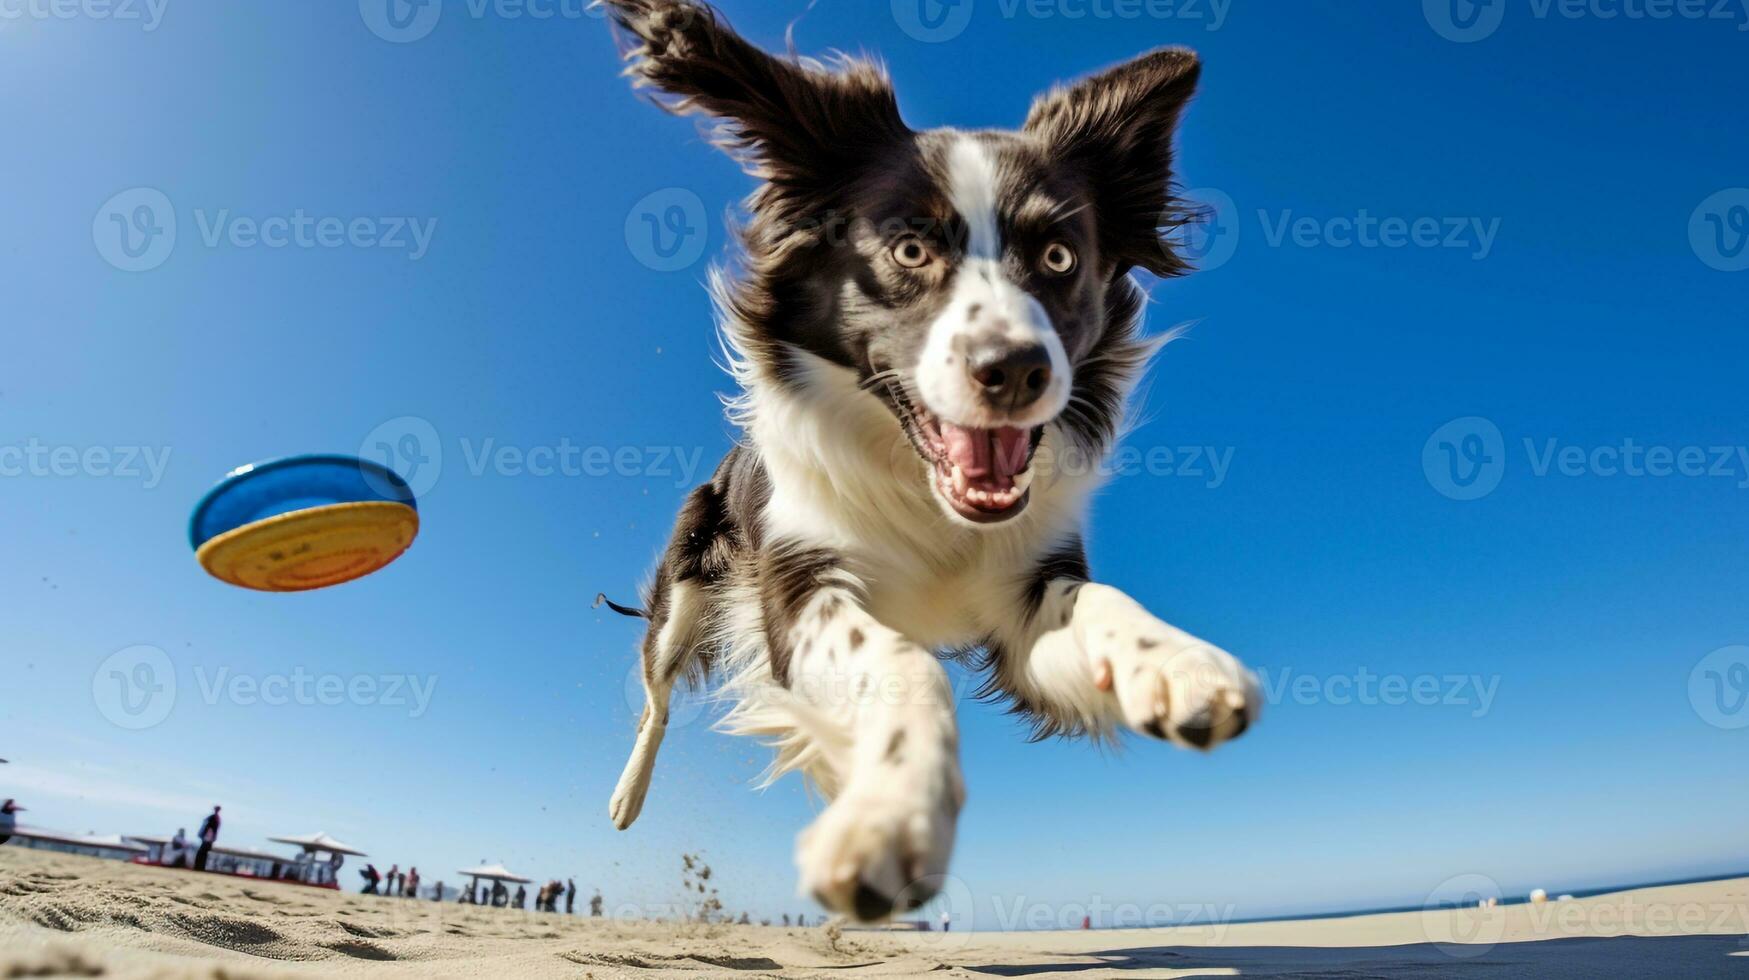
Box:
[593,592,651,620]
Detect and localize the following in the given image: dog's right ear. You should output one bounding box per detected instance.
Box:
[603,0,911,192]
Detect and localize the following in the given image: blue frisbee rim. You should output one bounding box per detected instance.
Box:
[189,454,418,552]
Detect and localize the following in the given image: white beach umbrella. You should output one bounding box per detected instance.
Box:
[457,863,533,884]
[268,832,369,857]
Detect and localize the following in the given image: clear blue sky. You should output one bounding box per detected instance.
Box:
[3,0,1747,929]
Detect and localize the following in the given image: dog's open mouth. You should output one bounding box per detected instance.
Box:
[889,386,1038,523]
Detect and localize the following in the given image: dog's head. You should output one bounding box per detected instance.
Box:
[606,0,1199,527]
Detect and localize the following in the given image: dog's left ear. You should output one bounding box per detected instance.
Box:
[604,0,911,197]
[1024,48,1201,279]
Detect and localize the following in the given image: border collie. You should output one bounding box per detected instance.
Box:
[600,0,1259,922]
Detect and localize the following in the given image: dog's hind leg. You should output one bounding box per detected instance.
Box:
[610,575,705,829]
[610,479,736,830]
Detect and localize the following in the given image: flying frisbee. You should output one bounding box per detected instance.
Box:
[189,455,419,592]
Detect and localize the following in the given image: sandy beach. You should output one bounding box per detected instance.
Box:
[2,847,1745,979]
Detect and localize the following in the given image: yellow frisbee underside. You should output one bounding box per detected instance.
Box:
[196,501,419,592]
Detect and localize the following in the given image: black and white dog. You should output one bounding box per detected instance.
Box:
[601,0,1260,922]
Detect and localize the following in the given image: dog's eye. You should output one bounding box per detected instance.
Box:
[891,236,932,269]
[1041,242,1077,276]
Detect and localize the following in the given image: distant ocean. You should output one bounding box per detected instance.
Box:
[1171,871,1749,930]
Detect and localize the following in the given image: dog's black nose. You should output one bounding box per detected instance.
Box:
[969,344,1051,413]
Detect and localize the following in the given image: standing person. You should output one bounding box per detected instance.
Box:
[514,884,527,910]
[405,868,420,899]
[385,865,399,897]
[589,890,603,917]
[940,911,951,933]
[0,799,22,846]
[492,881,508,908]
[194,806,221,871]
[433,881,445,902]
[360,864,381,895]
[565,879,576,915]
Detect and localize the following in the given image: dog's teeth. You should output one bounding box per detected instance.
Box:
[951,464,968,496]
[1011,468,1034,495]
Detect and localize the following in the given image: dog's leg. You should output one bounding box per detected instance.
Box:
[760,557,963,921]
[610,577,705,830]
[997,579,1261,749]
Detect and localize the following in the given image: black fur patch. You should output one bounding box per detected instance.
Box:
[883,729,906,765]
[1022,539,1090,622]
[758,544,856,686]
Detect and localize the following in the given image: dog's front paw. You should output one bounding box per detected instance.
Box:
[796,772,959,922]
[1092,623,1260,751]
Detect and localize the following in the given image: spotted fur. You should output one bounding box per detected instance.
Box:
[600,0,1260,923]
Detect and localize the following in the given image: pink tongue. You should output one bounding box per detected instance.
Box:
[940,423,1030,482]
